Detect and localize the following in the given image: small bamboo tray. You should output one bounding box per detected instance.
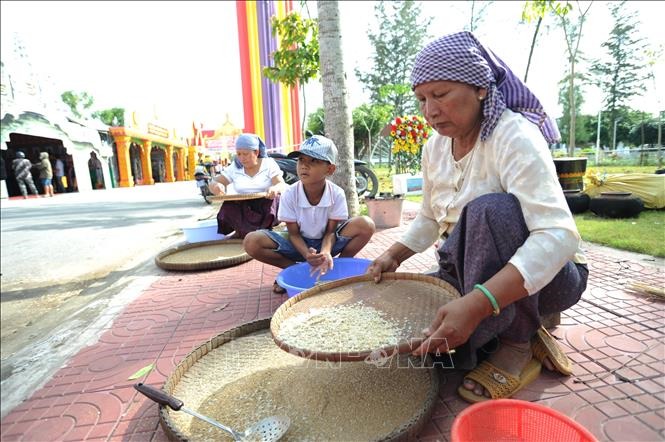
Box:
[209,192,268,202]
[154,239,251,271]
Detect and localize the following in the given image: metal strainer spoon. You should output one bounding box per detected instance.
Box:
[135,383,290,441]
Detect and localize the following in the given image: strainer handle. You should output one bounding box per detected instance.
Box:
[135,383,184,411]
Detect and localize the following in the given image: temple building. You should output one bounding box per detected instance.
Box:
[0,33,115,197]
[2,0,303,198]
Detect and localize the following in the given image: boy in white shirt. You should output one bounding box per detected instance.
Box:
[244,135,376,294]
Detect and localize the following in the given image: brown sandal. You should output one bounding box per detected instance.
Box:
[458,358,542,403]
[532,326,573,376]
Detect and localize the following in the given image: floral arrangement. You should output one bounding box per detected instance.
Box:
[389,115,431,175]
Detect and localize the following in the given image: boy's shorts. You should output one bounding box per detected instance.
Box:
[261,220,351,262]
[42,178,52,186]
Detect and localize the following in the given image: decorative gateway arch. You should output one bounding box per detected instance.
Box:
[236,0,302,151]
[109,0,302,187]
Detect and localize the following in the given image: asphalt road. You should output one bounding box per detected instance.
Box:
[0,181,218,417]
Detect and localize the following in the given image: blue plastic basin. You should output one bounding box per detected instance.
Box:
[276,257,373,298]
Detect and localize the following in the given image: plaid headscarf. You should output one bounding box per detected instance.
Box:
[410,31,560,143]
[233,133,267,168]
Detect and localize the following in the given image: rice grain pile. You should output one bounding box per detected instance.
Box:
[275,302,402,353]
[169,331,433,441]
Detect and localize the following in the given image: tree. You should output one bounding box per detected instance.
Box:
[352,103,392,161]
[466,0,493,33]
[521,1,572,83]
[557,73,593,146]
[317,0,358,215]
[93,108,125,127]
[306,107,325,136]
[556,1,593,155]
[263,12,319,138]
[590,1,649,149]
[579,112,605,147]
[627,115,659,147]
[355,1,431,116]
[308,104,392,161]
[61,90,94,119]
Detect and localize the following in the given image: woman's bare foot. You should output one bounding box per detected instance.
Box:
[462,339,533,398]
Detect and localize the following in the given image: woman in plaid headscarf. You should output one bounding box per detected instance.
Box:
[368,32,588,403]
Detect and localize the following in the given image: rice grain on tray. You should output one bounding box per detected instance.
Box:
[170,331,432,441]
[276,302,401,352]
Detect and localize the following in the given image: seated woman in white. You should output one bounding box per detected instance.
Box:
[210,133,287,239]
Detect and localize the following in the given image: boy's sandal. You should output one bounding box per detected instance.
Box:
[457,358,542,404]
[532,326,573,376]
[272,280,287,295]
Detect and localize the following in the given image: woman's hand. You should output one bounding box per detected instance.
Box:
[367,253,401,282]
[266,185,280,199]
[210,182,226,196]
[411,293,489,356]
[366,243,415,283]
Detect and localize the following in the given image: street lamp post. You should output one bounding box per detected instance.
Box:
[612,118,622,151]
[658,110,663,166]
[595,109,602,165]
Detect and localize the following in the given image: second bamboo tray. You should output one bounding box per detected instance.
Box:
[155,239,251,271]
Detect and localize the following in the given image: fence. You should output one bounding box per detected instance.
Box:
[551,146,665,167]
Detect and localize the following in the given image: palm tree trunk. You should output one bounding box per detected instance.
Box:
[317,0,358,215]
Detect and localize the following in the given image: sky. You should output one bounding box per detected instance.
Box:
[1,1,664,138]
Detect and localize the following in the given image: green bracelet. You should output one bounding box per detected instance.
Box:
[474,283,500,317]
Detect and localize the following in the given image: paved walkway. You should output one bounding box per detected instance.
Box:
[1,205,663,441]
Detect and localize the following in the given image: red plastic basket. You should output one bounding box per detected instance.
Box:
[450,399,598,442]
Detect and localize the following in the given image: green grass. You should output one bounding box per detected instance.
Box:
[364,164,665,257]
[574,210,665,257]
[374,165,393,194]
[586,165,656,175]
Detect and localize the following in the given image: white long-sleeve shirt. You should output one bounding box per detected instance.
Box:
[399,109,585,295]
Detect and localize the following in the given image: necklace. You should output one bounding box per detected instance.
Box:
[451,139,474,161]
[451,139,478,195]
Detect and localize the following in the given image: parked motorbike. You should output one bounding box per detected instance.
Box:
[194,172,213,204]
[268,153,379,198]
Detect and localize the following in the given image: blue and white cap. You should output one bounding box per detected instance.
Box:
[288,135,338,165]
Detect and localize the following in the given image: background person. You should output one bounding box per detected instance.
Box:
[11,151,39,198]
[53,155,65,193]
[88,151,105,189]
[209,133,287,239]
[65,156,77,192]
[244,135,376,294]
[34,152,54,197]
[367,31,588,403]
[0,155,7,199]
[212,160,223,176]
[194,160,208,176]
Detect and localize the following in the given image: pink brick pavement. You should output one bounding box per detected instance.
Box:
[1,206,663,441]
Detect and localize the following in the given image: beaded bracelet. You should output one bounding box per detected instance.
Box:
[474,283,500,317]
